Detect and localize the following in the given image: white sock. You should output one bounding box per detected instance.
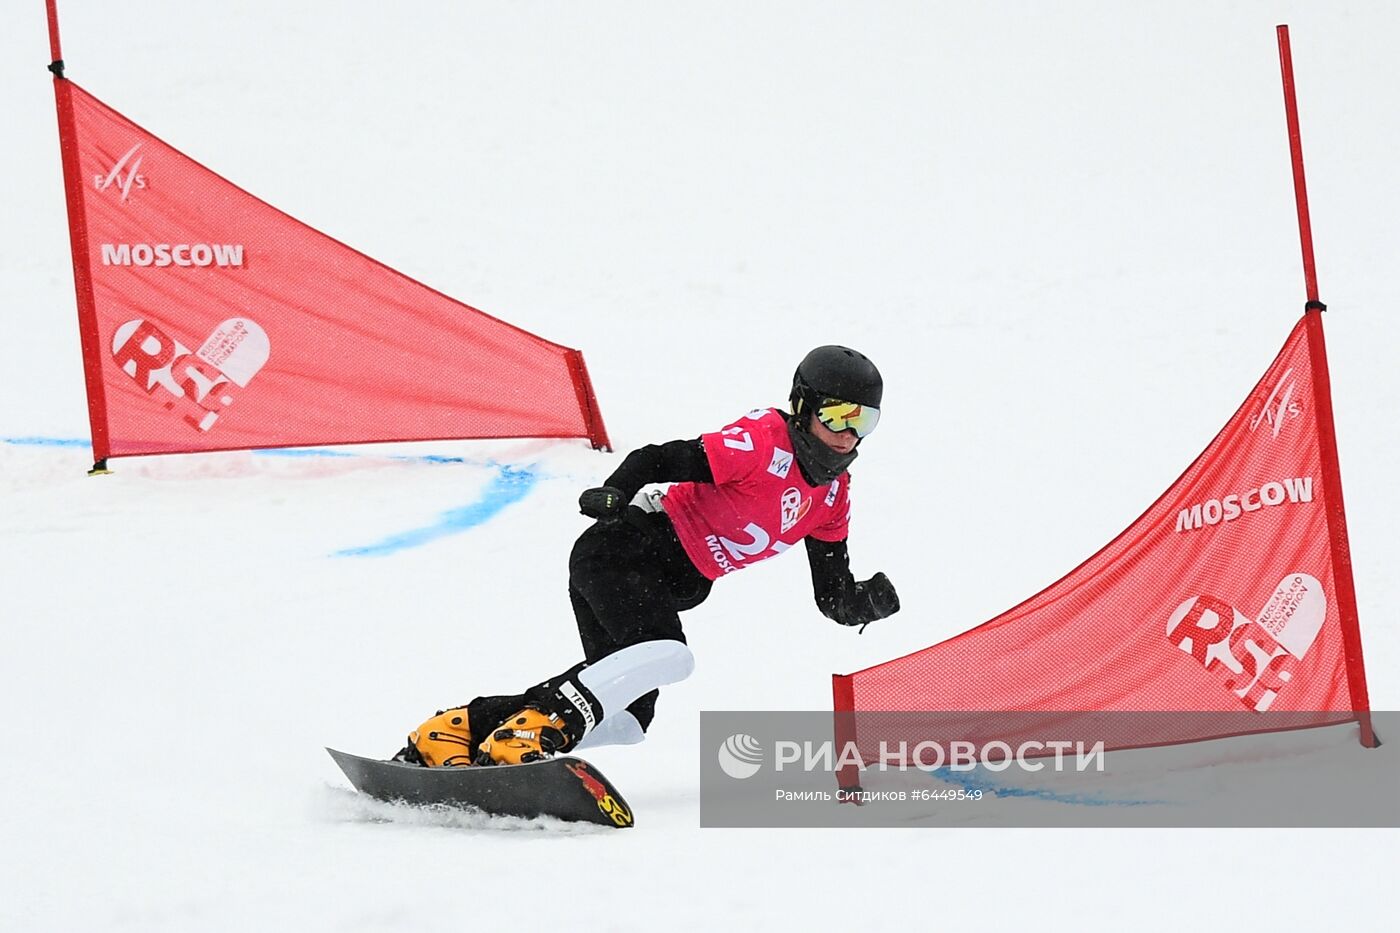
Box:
[573,640,694,737]
[573,711,646,750]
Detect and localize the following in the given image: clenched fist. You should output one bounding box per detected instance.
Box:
[579,486,627,521]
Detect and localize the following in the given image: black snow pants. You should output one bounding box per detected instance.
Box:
[466,506,711,738]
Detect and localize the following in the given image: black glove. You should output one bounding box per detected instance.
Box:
[579,485,628,522]
[840,573,900,632]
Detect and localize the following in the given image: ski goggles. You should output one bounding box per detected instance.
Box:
[815,398,881,438]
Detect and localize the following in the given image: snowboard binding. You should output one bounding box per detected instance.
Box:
[475,708,570,766]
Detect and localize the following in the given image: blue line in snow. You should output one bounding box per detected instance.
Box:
[6,437,540,555]
[254,447,469,465]
[332,464,538,558]
[255,447,358,459]
[2,436,90,447]
[2,436,475,467]
[931,767,1164,808]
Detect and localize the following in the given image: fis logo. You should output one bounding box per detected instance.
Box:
[95,143,147,202]
[767,446,794,479]
[1250,369,1303,438]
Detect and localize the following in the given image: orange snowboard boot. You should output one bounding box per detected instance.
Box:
[394,707,476,767]
[476,708,570,765]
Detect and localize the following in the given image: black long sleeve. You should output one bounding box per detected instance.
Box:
[807,537,899,628]
[603,438,713,501]
[806,536,857,623]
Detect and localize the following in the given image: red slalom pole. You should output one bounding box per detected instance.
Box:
[1276,25,1320,303]
[1277,25,1376,748]
[45,0,62,62]
[45,0,114,472]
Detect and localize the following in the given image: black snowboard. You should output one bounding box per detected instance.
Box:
[326,748,634,829]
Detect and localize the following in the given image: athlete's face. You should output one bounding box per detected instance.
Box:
[809,412,858,454]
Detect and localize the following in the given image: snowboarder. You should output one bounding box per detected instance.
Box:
[395,345,900,767]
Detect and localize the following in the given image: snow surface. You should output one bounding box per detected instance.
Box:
[3,1,1398,930]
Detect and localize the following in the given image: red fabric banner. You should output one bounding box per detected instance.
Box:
[55,81,608,461]
[836,315,1373,755]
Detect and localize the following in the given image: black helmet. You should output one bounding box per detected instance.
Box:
[789,345,883,422]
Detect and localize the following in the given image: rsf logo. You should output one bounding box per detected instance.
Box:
[717,733,763,779]
[1166,573,1325,711]
[111,317,270,433]
[779,487,811,533]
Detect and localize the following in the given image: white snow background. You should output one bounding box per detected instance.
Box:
[2,2,1397,930]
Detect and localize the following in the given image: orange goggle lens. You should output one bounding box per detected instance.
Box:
[815,399,880,438]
